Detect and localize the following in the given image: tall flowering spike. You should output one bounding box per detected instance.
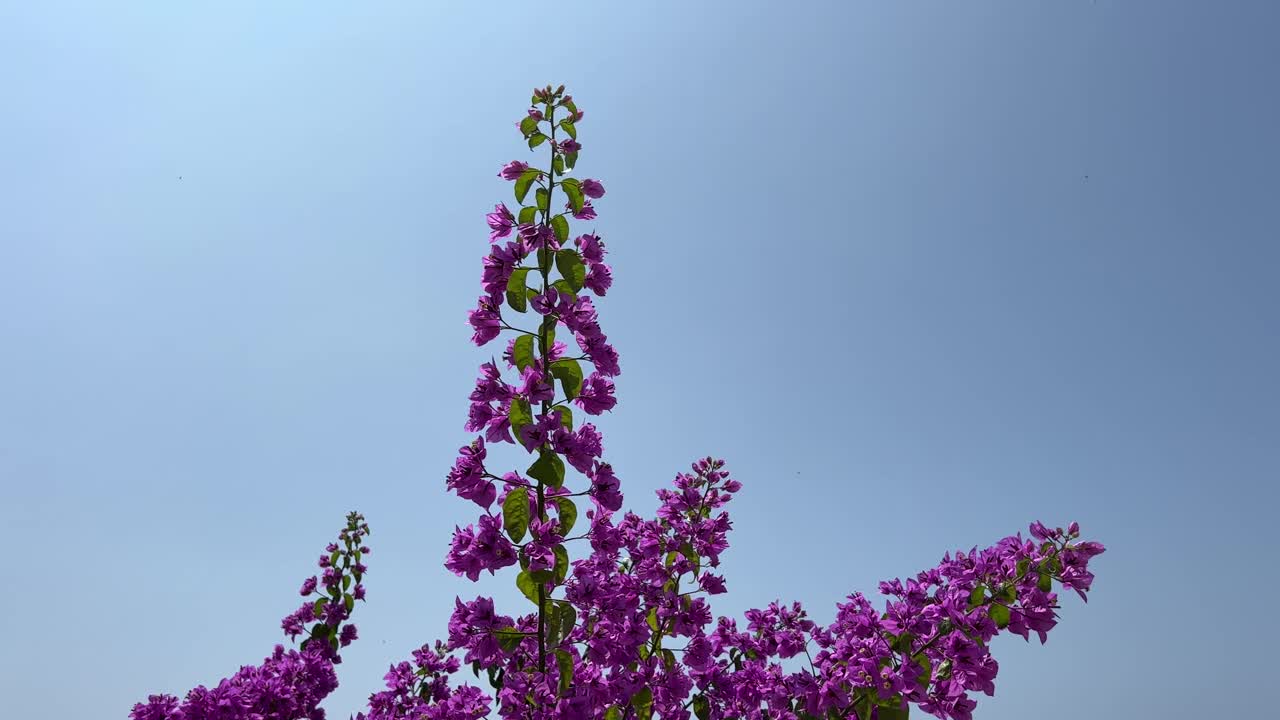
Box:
[448,84,625,694]
[131,512,371,720]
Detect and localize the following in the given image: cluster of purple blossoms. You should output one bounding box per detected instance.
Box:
[131,513,371,720]
[376,85,1106,720]
[134,86,1103,720]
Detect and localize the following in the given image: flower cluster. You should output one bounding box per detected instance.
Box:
[355,641,491,720]
[690,521,1104,720]
[130,513,370,720]
[133,87,1104,720]
[410,85,1105,720]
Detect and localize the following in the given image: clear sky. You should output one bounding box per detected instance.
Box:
[2,1,1277,718]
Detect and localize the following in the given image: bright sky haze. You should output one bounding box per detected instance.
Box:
[2,2,1277,718]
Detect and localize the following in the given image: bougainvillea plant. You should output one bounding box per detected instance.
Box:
[132,86,1104,720]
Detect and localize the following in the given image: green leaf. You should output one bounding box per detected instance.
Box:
[889,632,914,654]
[506,268,531,313]
[549,359,584,400]
[503,487,530,543]
[496,626,525,653]
[913,654,932,690]
[541,316,557,348]
[968,585,985,610]
[693,694,710,720]
[545,602,562,647]
[555,404,574,430]
[566,151,578,171]
[553,154,565,175]
[553,544,570,584]
[646,608,660,632]
[853,695,873,720]
[604,707,621,720]
[528,132,548,149]
[550,279,577,300]
[561,99,578,116]
[527,451,565,488]
[518,205,539,225]
[562,182,584,213]
[661,648,676,670]
[997,583,1017,603]
[554,649,574,693]
[679,542,700,575]
[559,602,577,642]
[342,574,351,591]
[559,119,577,139]
[1037,571,1053,592]
[515,168,540,204]
[313,598,327,619]
[344,593,355,612]
[554,496,578,535]
[551,214,569,244]
[989,603,1011,629]
[535,187,549,211]
[555,250,587,292]
[516,571,541,605]
[519,115,539,137]
[513,335,537,371]
[879,701,910,720]
[630,687,653,720]
[509,397,533,439]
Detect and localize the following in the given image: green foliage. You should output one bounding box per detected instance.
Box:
[515,168,540,204]
[527,451,565,488]
[504,487,530,542]
[630,687,653,720]
[551,214,570,245]
[561,178,585,213]
[516,571,541,604]
[555,250,586,292]
[989,603,1011,629]
[507,268,532,313]
[554,648,574,693]
[554,496,577,535]
[513,335,537,371]
[549,359,583,400]
[508,397,533,440]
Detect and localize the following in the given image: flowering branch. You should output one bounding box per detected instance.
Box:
[132,86,1104,720]
[131,512,371,720]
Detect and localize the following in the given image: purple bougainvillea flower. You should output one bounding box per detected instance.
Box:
[498,160,528,180]
[485,203,515,241]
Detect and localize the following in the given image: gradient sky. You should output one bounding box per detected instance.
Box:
[2,2,1277,718]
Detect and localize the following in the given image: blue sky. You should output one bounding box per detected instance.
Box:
[2,1,1277,718]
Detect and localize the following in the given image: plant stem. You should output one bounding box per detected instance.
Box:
[534,96,559,677]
